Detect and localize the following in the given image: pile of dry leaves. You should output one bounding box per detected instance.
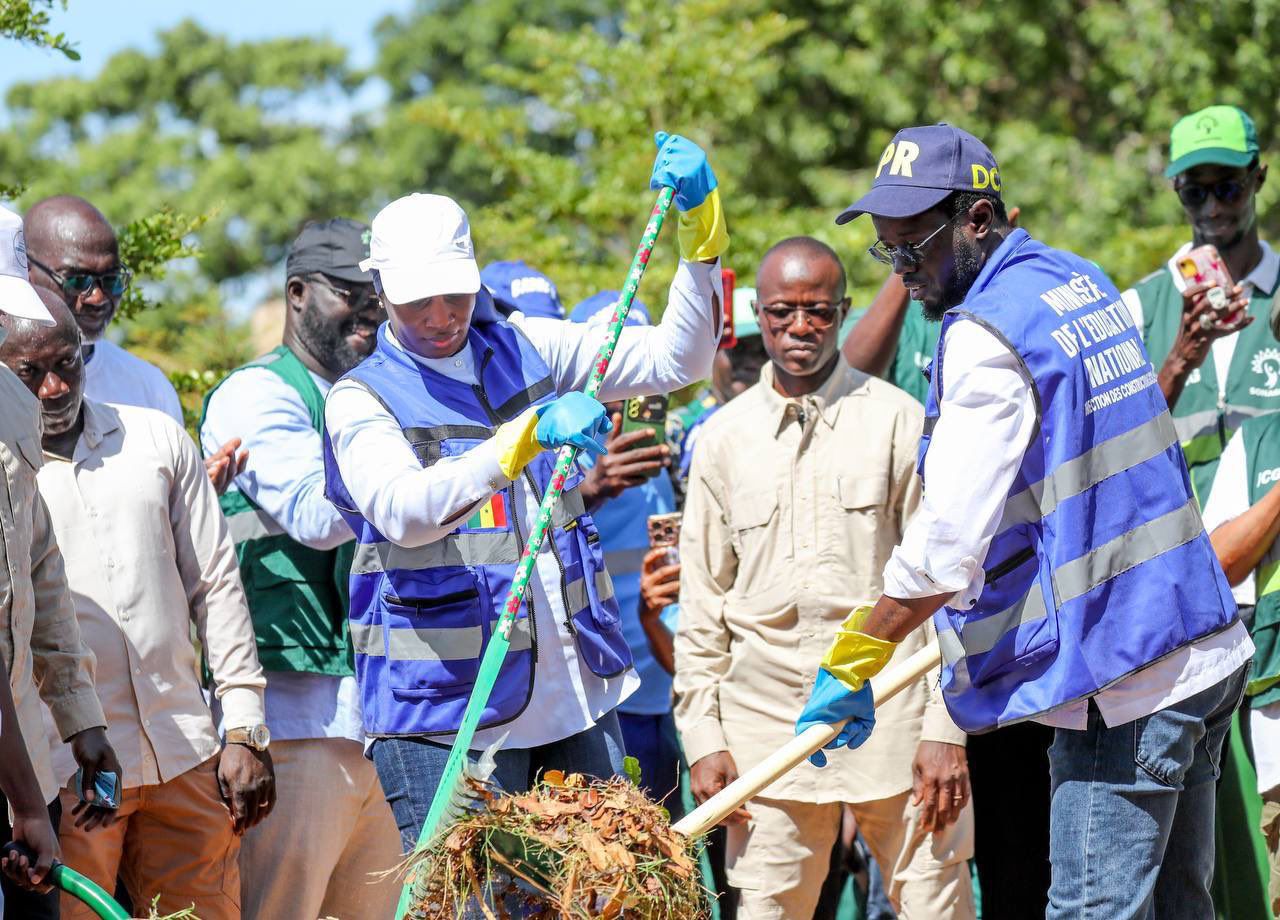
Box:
[405,770,708,919]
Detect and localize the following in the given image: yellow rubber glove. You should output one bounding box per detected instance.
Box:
[677,186,729,262]
[492,406,543,480]
[820,604,898,692]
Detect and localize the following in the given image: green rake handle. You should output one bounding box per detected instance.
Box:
[394,186,676,919]
[2,842,130,919]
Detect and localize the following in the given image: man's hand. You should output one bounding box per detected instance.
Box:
[217,743,276,834]
[69,727,121,831]
[1159,284,1252,408]
[911,740,970,834]
[640,546,681,617]
[205,437,249,496]
[689,751,751,826]
[578,412,670,510]
[2,814,60,893]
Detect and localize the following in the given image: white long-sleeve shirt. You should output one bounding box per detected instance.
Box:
[201,363,364,744]
[325,258,722,749]
[883,319,1252,731]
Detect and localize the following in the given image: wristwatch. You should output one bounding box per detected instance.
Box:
[225,724,271,751]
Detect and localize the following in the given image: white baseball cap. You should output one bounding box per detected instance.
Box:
[0,206,54,325]
[359,193,481,304]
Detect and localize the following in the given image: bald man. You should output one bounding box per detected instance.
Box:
[674,237,974,919]
[0,290,272,920]
[23,196,244,493]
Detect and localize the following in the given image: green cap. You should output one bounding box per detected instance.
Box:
[733,286,761,339]
[1165,105,1260,178]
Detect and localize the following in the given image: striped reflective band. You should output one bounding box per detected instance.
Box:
[349,616,533,661]
[226,507,286,543]
[963,587,1048,659]
[554,487,586,526]
[1001,413,1178,530]
[1053,497,1204,605]
[351,531,521,574]
[566,569,616,613]
[604,547,648,575]
[1172,409,1220,446]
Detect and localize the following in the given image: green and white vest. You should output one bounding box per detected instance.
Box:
[1136,258,1280,502]
[201,346,354,675]
[1242,414,1280,705]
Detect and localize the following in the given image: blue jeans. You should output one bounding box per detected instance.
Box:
[371,710,628,853]
[1047,665,1247,920]
[616,710,686,821]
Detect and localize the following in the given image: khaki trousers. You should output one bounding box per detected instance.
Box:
[726,791,976,920]
[57,755,240,920]
[240,737,401,920]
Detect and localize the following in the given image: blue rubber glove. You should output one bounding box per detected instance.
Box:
[650,131,718,212]
[795,669,876,768]
[534,392,612,458]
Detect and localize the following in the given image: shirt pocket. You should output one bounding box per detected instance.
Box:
[727,489,779,571]
[825,473,889,558]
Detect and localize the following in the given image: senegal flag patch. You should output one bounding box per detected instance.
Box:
[466,493,508,530]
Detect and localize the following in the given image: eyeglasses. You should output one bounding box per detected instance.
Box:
[756,299,848,329]
[1175,172,1255,208]
[27,256,131,299]
[310,274,382,312]
[867,215,956,267]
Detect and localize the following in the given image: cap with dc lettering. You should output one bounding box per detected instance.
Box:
[1165,105,1260,178]
[835,123,1002,224]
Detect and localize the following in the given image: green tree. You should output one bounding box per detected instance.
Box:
[0,0,77,58]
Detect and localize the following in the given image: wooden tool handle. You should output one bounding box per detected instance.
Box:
[671,641,943,839]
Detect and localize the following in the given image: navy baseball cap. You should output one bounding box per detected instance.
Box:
[481,260,565,320]
[570,290,651,328]
[835,124,1002,224]
[286,218,373,283]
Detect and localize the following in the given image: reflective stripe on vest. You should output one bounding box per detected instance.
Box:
[225,506,286,543]
[604,547,647,575]
[943,586,1049,665]
[1001,413,1178,530]
[351,532,522,573]
[349,616,534,660]
[566,569,616,613]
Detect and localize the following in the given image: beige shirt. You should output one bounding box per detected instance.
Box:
[39,400,265,790]
[674,358,964,805]
[0,367,105,802]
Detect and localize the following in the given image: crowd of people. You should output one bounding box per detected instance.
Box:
[0,107,1275,920]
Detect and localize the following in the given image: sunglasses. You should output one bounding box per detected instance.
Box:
[1175,171,1255,208]
[867,214,957,267]
[310,274,382,312]
[757,300,847,329]
[28,256,131,299]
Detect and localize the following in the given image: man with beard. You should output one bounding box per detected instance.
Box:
[676,236,973,919]
[1120,106,1275,504]
[5,287,271,920]
[199,219,400,920]
[803,124,1253,919]
[24,195,244,492]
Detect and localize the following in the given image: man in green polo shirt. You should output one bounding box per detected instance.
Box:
[1121,104,1276,503]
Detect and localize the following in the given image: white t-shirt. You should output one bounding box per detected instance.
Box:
[83,338,183,426]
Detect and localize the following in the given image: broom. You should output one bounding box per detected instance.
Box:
[394,185,678,920]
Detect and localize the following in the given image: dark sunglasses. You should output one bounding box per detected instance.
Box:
[310,274,382,312]
[757,299,847,329]
[868,214,957,267]
[28,256,131,299]
[1175,172,1255,208]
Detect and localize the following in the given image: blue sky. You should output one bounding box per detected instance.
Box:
[4,1,415,94]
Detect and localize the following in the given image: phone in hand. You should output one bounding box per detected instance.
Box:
[1177,245,1241,323]
[648,512,682,565]
[75,767,120,810]
[619,394,668,478]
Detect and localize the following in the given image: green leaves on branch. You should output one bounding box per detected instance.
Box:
[0,0,78,59]
[116,207,210,319]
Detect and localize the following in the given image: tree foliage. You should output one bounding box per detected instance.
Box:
[0,0,77,59]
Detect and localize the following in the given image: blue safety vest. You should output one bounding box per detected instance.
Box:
[922,229,1239,733]
[323,321,632,738]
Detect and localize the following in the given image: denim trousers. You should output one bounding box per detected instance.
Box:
[616,710,686,821]
[1047,665,1248,920]
[371,709,628,854]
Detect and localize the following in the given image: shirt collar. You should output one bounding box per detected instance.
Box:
[71,398,120,462]
[758,355,861,435]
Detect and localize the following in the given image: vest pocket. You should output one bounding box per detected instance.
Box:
[380,570,490,697]
[960,551,1061,689]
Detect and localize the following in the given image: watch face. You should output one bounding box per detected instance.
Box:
[252,724,271,749]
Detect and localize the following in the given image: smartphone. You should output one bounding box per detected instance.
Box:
[648,512,682,565]
[720,268,737,349]
[1177,245,1240,321]
[619,394,668,479]
[75,767,120,810]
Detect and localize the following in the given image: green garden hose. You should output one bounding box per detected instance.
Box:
[2,841,130,919]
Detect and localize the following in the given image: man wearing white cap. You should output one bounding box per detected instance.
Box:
[323,132,729,850]
[0,205,119,920]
